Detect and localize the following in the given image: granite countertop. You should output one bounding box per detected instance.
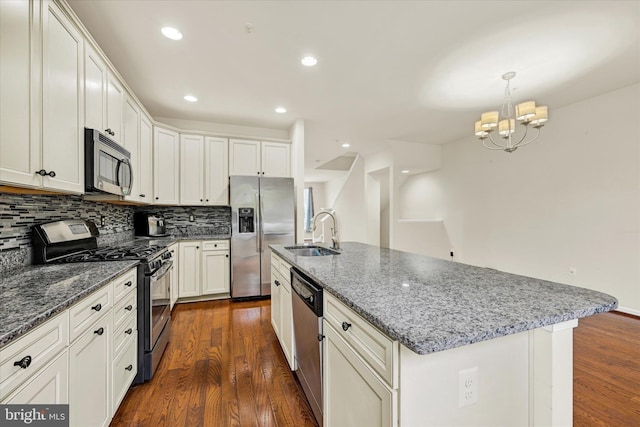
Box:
[270,242,618,355]
[0,260,139,349]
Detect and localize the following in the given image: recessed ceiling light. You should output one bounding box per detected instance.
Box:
[184,95,198,102]
[341,143,350,148]
[275,107,287,113]
[161,27,183,40]
[401,170,410,174]
[301,56,318,67]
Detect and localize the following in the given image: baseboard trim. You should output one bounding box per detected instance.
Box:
[614,306,640,318]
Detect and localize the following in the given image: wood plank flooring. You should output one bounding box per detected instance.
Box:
[573,311,640,426]
[111,301,639,427]
[110,299,317,427]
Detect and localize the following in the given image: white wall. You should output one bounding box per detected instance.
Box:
[396,84,640,313]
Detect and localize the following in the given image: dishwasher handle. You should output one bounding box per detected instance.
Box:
[291,268,323,316]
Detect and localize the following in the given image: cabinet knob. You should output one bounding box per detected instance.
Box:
[155,197,159,200]
[206,199,209,202]
[257,172,260,175]
[200,199,203,202]
[196,246,199,249]
[94,327,105,336]
[13,355,32,369]
[341,322,352,331]
[225,254,229,258]
[92,303,102,312]
[125,328,133,335]
[125,281,133,287]
[125,364,133,371]
[139,194,146,198]
[125,305,133,311]
[214,244,217,247]
[275,280,281,287]
[262,172,265,175]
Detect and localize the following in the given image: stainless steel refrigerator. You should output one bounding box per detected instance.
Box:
[230,176,295,298]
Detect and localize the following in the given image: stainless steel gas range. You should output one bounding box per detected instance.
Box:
[32,219,172,384]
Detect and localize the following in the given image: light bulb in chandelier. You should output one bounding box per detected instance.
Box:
[473,72,549,153]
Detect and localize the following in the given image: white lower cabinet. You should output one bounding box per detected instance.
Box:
[69,311,112,427]
[178,240,230,300]
[270,254,295,369]
[0,267,138,427]
[3,352,68,405]
[321,290,398,427]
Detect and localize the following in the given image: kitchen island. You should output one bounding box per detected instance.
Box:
[270,242,617,426]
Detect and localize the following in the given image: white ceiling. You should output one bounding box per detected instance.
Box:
[68,0,640,181]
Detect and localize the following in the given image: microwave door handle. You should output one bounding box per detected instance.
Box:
[116,158,132,196]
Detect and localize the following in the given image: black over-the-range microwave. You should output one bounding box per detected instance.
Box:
[84,128,133,196]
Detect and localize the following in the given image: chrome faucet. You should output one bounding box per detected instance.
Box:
[311,210,340,250]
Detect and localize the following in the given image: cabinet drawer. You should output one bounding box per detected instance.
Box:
[2,351,69,404]
[113,314,136,357]
[202,240,229,251]
[0,312,68,401]
[278,260,291,283]
[113,269,137,303]
[112,334,137,411]
[114,289,137,330]
[69,285,112,342]
[271,254,281,271]
[324,292,398,388]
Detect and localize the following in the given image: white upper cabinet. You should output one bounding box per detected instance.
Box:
[84,41,123,145]
[84,42,107,133]
[179,134,204,205]
[204,136,229,205]
[122,96,140,203]
[229,139,291,177]
[0,0,41,188]
[1,0,84,194]
[180,134,229,206]
[106,74,123,144]
[41,0,84,193]
[153,126,180,204]
[262,141,291,177]
[229,139,260,176]
[138,115,153,203]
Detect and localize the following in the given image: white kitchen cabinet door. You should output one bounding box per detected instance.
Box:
[0,0,41,188]
[153,126,180,204]
[178,242,201,298]
[229,139,261,176]
[204,136,229,205]
[168,243,179,310]
[323,321,397,427]
[201,250,230,295]
[122,96,140,203]
[69,312,112,427]
[2,352,68,405]
[280,283,295,369]
[262,142,291,177]
[138,114,153,203]
[84,42,107,132]
[270,268,282,339]
[106,73,123,144]
[41,0,84,194]
[180,134,204,205]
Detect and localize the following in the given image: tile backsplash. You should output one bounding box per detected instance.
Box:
[0,192,231,273]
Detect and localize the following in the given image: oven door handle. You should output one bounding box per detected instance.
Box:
[149,260,173,281]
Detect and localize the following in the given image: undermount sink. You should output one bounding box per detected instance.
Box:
[284,245,340,256]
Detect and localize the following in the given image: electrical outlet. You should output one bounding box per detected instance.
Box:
[100,216,106,227]
[458,367,478,407]
[569,267,577,277]
[189,214,195,222]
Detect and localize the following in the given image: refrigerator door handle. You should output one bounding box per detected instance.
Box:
[260,194,265,252]
[255,193,260,253]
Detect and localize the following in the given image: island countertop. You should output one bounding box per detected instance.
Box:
[270,242,618,355]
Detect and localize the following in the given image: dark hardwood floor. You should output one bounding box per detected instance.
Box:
[111,301,639,426]
[110,299,317,427]
[573,311,640,426]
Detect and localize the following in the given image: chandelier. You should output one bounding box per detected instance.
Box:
[474,72,549,153]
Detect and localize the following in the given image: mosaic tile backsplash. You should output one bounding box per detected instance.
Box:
[0,192,231,272]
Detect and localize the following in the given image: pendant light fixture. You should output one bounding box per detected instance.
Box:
[474,72,549,153]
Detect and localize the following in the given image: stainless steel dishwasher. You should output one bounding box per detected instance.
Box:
[291,268,323,426]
